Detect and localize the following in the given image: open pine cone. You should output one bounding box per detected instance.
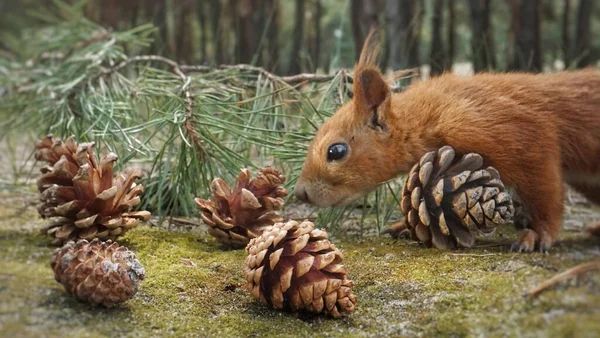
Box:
[393,146,515,249]
[51,238,145,307]
[244,220,356,318]
[36,135,151,245]
[195,167,288,247]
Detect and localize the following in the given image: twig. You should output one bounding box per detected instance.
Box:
[104,55,205,159]
[180,63,354,85]
[524,261,600,297]
[169,217,202,227]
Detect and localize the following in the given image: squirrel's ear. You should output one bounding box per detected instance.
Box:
[354,68,389,111]
[352,29,390,114]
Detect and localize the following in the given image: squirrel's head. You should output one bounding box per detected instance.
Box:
[294,31,409,207]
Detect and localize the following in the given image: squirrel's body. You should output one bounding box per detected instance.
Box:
[387,71,600,250]
[294,32,600,252]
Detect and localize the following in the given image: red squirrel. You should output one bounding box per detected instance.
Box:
[294,32,600,252]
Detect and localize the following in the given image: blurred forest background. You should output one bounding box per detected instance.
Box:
[0,0,598,224]
[1,0,598,76]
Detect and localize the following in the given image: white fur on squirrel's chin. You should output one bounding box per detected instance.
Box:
[317,191,369,209]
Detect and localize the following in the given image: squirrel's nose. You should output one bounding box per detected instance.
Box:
[294,180,311,203]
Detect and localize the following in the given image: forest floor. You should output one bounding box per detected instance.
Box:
[1,140,600,338]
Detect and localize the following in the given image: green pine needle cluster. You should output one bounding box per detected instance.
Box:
[0,2,403,234]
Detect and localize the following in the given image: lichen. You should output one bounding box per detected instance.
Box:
[1,191,599,337]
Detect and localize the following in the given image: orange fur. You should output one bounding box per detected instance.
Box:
[294,32,600,251]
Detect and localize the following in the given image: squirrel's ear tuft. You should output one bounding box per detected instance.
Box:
[353,29,389,111]
[357,29,380,69]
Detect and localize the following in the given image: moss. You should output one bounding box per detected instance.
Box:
[1,192,599,337]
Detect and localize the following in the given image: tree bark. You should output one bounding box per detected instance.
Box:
[447,0,455,69]
[386,0,419,71]
[288,0,305,74]
[149,0,168,55]
[512,0,542,72]
[562,0,571,67]
[265,0,280,72]
[129,0,140,28]
[351,0,379,60]
[176,0,195,63]
[430,0,445,76]
[102,0,120,28]
[574,0,594,68]
[310,0,322,72]
[198,0,207,63]
[236,0,257,64]
[209,0,223,64]
[468,0,495,72]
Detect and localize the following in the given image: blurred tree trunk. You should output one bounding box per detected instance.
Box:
[198,0,207,63]
[176,0,195,63]
[430,0,445,76]
[236,0,257,64]
[256,0,268,67]
[309,0,322,72]
[511,0,542,72]
[209,0,223,64]
[414,0,424,68]
[102,0,120,28]
[85,1,100,22]
[468,0,495,72]
[562,0,571,67]
[129,0,140,27]
[265,0,280,72]
[386,0,420,71]
[506,0,518,70]
[288,0,305,74]
[351,0,379,60]
[148,0,168,55]
[447,0,455,68]
[574,0,594,68]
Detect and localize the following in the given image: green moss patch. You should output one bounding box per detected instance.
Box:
[1,192,599,337]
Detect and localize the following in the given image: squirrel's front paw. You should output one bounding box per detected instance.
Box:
[382,220,412,239]
[510,229,553,253]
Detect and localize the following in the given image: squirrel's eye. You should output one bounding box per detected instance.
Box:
[327,143,348,162]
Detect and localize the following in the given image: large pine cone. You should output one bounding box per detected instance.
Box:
[36,135,151,245]
[397,146,514,249]
[195,167,288,247]
[244,220,356,318]
[51,238,145,307]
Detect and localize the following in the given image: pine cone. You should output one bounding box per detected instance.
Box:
[195,167,288,247]
[244,220,356,318]
[51,238,145,307]
[398,146,515,249]
[35,135,151,245]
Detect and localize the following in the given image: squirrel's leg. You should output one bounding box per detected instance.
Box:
[511,191,532,229]
[510,159,564,253]
[382,219,413,239]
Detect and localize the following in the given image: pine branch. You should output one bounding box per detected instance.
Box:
[102,55,206,159]
[0,6,407,229]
